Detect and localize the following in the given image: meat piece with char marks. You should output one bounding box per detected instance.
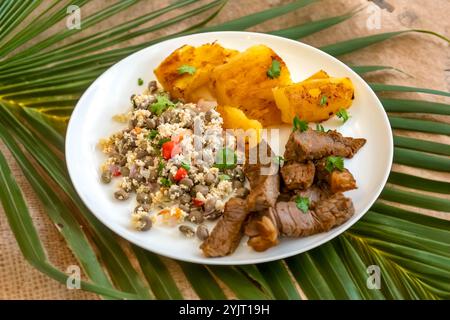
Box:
[244,140,280,212]
[284,129,366,162]
[200,198,249,257]
[280,161,315,190]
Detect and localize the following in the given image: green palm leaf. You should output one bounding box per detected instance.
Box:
[389,116,450,135]
[0,149,139,299]
[371,84,450,98]
[393,135,450,156]
[257,261,301,299]
[200,0,317,32]
[0,127,113,294]
[1,0,449,300]
[269,9,356,39]
[0,102,153,298]
[381,98,450,115]
[178,262,227,299]
[388,172,450,194]
[288,204,450,299]
[393,147,450,172]
[132,247,183,299]
[208,266,273,299]
[350,65,407,75]
[380,187,450,212]
[320,30,449,56]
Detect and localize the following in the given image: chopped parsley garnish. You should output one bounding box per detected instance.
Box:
[336,108,350,123]
[293,115,308,132]
[150,94,176,116]
[157,159,165,175]
[320,95,327,106]
[219,174,231,181]
[325,156,344,173]
[181,162,190,171]
[137,78,144,86]
[295,196,310,213]
[316,124,325,132]
[267,59,281,79]
[147,129,158,140]
[214,148,237,170]
[157,137,171,148]
[177,64,197,75]
[160,177,172,187]
[273,155,285,165]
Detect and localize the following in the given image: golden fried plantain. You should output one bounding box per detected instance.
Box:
[210,45,292,126]
[273,76,355,123]
[154,43,238,102]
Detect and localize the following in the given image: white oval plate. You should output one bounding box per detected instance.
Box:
[66,32,393,265]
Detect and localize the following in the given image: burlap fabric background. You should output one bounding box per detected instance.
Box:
[0,0,449,299]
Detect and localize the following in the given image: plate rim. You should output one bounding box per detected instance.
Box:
[65,31,393,265]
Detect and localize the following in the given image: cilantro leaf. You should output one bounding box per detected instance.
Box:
[181,162,190,171]
[293,115,308,132]
[273,155,285,165]
[160,177,172,187]
[325,156,345,173]
[214,148,237,170]
[157,137,171,148]
[150,94,175,116]
[147,129,158,140]
[178,65,197,75]
[157,159,165,175]
[336,108,350,123]
[320,95,327,106]
[267,59,281,79]
[137,78,144,86]
[316,124,325,132]
[295,196,310,213]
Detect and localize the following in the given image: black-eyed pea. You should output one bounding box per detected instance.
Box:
[114,189,129,201]
[179,225,195,238]
[196,224,209,241]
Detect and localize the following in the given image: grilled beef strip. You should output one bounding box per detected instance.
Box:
[244,140,280,212]
[246,173,280,212]
[276,193,354,237]
[284,129,366,162]
[200,198,249,257]
[314,158,357,193]
[280,161,315,190]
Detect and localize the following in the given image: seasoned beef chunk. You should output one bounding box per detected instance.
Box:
[312,193,354,230]
[280,161,315,190]
[244,140,280,212]
[277,185,331,209]
[276,193,354,237]
[245,208,279,252]
[275,202,317,237]
[284,129,366,162]
[200,198,249,257]
[246,173,280,211]
[315,159,357,193]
